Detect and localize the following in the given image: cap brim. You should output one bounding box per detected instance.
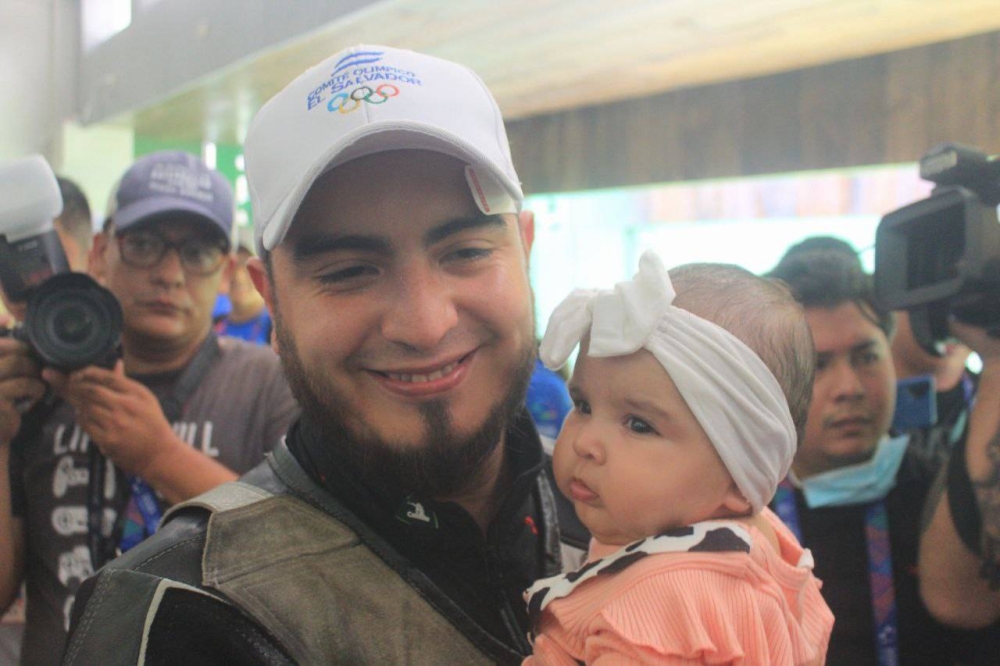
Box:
[259,122,523,254]
[114,195,230,242]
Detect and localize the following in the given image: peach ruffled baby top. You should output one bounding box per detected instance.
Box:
[524,508,834,665]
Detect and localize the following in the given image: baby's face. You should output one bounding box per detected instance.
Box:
[552,346,744,546]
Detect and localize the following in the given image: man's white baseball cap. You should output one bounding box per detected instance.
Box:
[245,44,524,256]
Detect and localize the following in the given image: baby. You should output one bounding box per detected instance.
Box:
[525,251,834,665]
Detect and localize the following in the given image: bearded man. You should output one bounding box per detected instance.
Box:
[62,45,574,665]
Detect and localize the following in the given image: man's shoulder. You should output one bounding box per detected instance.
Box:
[64,507,294,665]
[204,336,288,395]
[65,472,292,663]
[96,460,295,586]
[102,504,213,585]
[215,335,281,367]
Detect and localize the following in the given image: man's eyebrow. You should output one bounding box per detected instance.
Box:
[424,214,507,246]
[291,234,390,260]
[288,215,507,259]
[817,339,879,359]
[852,339,880,353]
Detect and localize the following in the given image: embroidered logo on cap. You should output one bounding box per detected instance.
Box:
[148,162,215,204]
[306,49,423,111]
[326,84,399,114]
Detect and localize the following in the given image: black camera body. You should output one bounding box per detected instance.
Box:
[0,155,122,372]
[874,144,1000,352]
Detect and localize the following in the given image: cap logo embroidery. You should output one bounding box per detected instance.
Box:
[147,163,215,204]
[327,84,399,114]
[306,50,422,111]
[330,50,385,78]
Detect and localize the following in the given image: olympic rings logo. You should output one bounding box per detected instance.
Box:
[327,84,400,114]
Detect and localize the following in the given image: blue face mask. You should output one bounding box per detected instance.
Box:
[796,435,910,508]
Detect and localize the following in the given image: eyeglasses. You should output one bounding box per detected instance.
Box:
[117,230,229,276]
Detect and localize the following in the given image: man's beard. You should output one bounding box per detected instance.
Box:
[275,319,536,499]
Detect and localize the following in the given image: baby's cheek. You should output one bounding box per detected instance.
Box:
[550,440,575,494]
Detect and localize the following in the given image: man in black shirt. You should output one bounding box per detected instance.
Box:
[767,249,1000,664]
[63,44,574,664]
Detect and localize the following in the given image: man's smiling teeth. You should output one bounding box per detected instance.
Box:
[387,361,458,383]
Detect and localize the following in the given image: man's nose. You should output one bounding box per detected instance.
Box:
[149,247,186,286]
[380,265,458,351]
[829,360,865,401]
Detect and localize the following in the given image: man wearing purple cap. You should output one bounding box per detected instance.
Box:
[0,151,297,664]
[64,46,576,664]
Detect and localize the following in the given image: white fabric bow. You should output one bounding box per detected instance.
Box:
[539,251,796,513]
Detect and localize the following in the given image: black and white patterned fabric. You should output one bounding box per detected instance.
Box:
[524,521,752,634]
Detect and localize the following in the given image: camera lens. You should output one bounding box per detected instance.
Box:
[52,304,95,346]
[23,273,123,372]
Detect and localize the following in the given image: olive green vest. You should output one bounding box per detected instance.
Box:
[171,481,497,665]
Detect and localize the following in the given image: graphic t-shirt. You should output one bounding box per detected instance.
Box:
[8,337,298,665]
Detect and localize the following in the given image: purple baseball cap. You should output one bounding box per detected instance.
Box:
[112,151,234,243]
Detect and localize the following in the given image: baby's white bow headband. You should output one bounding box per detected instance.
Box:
[540,251,796,513]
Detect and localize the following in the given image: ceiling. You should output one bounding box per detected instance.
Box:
[131,0,1000,146]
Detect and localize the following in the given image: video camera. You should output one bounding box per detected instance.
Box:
[0,155,122,372]
[874,143,1000,353]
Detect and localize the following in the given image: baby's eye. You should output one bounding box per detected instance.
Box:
[573,399,591,415]
[625,416,655,435]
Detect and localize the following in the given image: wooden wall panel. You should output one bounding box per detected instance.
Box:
[739,74,802,177]
[884,44,932,158]
[680,84,746,181]
[625,94,684,184]
[508,31,1000,195]
[798,56,887,170]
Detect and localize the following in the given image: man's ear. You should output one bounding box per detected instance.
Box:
[518,210,535,261]
[54,226,84,273]
[247,256,279,354]
[89,232,110,284]
[216,254,236,296]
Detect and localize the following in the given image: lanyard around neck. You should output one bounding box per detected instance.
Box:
[88,333,221,568]
[773,480,899,666]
